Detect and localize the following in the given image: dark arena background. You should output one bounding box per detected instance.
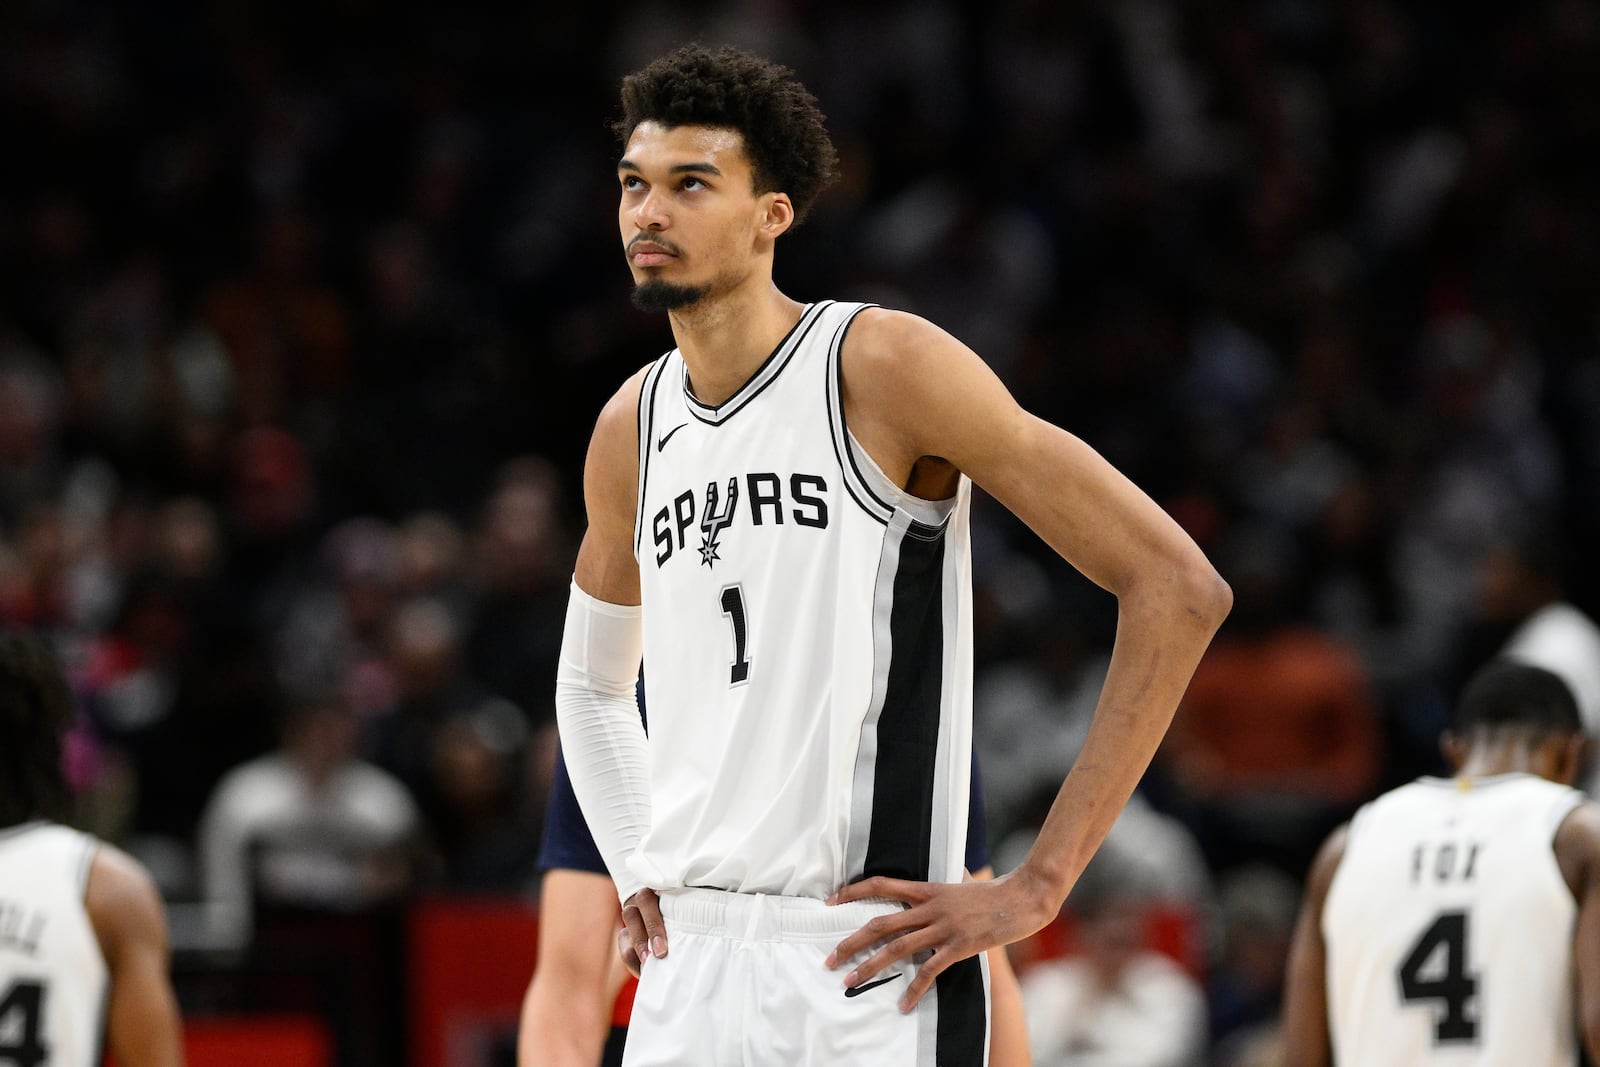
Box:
[3,1,1598,1064]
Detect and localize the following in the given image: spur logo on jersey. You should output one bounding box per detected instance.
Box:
[698,477,738,565]
[652,472,829,568]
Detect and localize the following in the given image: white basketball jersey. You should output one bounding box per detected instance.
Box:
[0,822,109,1067]
[1323,774,1584,1066]
[630,300,974,899]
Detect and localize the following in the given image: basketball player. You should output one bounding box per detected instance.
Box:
[556,44,1231,1065]
[517,746,1034,1067]
[0,630,185,1067]
[1281,659,1600,1065]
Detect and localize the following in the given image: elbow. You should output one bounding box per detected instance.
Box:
[1181,554,1233,636]
[1119,547,1232,638]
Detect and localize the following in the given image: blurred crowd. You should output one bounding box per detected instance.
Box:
[4,0,1599,1063]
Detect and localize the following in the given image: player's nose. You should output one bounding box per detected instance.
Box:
[633,187,670,230]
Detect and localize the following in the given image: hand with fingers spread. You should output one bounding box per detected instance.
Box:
[621,887,667,971]
[826,867,1058,1013]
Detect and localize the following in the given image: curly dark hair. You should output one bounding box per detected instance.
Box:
[615,44,840,224]
[0,630,73,826]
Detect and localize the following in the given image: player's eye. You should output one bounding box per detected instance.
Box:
[621,175,644,191]
[681,176,706,191]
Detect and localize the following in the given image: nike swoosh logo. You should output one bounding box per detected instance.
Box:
[656,423,689,451]
[843,973,903,998]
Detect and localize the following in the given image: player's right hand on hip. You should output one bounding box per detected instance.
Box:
[621,887,666,971]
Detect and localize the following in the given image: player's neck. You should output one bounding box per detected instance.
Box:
[670,283,806,408]
[1455,740,1557,781]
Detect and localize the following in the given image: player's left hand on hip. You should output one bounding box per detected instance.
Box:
[824,871,1056,1012]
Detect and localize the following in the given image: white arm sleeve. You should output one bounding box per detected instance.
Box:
[553,579,651,904]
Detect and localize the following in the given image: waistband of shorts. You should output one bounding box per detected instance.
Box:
[657,886,904,943]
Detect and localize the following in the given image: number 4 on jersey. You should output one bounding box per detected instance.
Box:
[0,979,49,1067]
[1397,910,1479,1044]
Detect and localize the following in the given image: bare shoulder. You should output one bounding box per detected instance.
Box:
[839,306,1024,487]
[590,362,653,452]
[1555,801,1600,897]
[583,362,652,514]
[1306,822,1351,900]
[840,306,978,388]
[85,843,169,954]
[574,363,653,601]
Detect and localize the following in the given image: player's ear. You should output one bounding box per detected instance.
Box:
[1440,731,1467,772]
[758,192,795,240]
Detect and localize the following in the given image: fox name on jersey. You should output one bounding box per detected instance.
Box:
[648,471,830,568]
[1408,840,1483,885]
[0,900,47,957]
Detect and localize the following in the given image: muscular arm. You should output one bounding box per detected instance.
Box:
[518,869,628,1067]
[1555,802,1600,1063]
[86,845,185,1067]
[561,366,674,960]
[1281,825,1347,1067]
[829,310,1231,1006]
[572,367,646,606]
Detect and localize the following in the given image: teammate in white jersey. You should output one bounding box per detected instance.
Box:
[0,631,185,1067]
[1282,658,1600,1065]
[555,43,1231,1065]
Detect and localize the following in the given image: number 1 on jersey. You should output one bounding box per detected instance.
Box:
[719,584,751,686]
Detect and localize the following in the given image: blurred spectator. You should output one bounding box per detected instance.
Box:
[195,689,422,949]
[220,424,321,635]
[366,594,529,834]
[0,349,65,527]
[1020,866,1208,1067]
[423,700,545,893]
[0,499,76,634]
[975,609,1108,844]
[1157,524,1382,876]
[464,456,572,725]
[394,509,472,622]
[1388,310,1567,683]
[274,515,402,708]
[199,206,352,426]
[1463,526,1600,794]
[1205,864,1300,1058]
[999,787,1217,988]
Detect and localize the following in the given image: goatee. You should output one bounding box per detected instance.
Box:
[632,279,707,312]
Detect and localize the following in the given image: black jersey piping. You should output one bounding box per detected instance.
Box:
[859,520,948,883]
[683,301,830,425]
[935,955,989,1065]
[824,306,896,524]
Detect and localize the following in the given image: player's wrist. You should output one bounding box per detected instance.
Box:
[1004,856,1073,926]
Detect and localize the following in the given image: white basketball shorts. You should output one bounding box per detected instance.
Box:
[621,887,989,1066]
